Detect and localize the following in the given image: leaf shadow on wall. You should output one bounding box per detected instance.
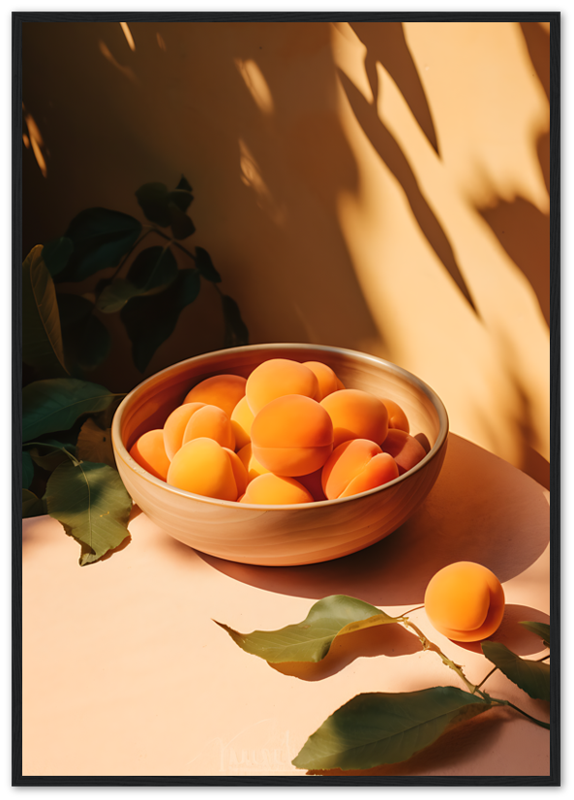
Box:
[475,22,551,329]
[473,26,552,489]
[224,22,388,352]
[336,26,477,316]
[335,23,550,487]
[349,21,440,155]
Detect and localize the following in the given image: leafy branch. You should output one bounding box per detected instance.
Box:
[22,173,249,565]
[216,596,550,771]
[41,174,248,375]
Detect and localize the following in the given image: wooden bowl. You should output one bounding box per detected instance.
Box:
[111,344,448,566]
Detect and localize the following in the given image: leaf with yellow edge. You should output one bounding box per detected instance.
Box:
[215,595,401,663]
[22,245,68,377]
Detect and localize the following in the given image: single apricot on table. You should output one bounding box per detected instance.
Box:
[129,429,171,481]
[251,394,333,477]
[245,358,319,415]
[424,561,505,642]
[320,388,389,448]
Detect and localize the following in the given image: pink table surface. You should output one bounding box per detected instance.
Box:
[21,433,551,779]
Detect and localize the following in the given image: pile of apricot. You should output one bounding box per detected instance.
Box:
[129,357,431,505]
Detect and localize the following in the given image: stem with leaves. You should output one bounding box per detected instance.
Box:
[396,615,550,730]
[218,595,551,771]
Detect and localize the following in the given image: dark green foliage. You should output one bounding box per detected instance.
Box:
[21,172,247,565]
[40,174,245,374]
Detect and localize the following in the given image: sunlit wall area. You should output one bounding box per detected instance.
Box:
[21,20,550,486]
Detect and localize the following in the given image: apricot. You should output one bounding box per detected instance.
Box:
[245,358,319,415]
[184,374,246,418]
[320,389,388,448]
[381,429,427,475]
[166,437,246,501]
[251,394,333,477]
[129,429,171,481]
[239,473,313,505]
[230,396,255,450]
[237,442,270,482]
[302,361,343,401]
[182,404,235,450]
[223,447,249,498]
[163,402,206,460]
[381,398,410,433]
[424,562,505,642]
[322,438,399,500]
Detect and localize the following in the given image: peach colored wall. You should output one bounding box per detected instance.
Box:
[21,20,550,486]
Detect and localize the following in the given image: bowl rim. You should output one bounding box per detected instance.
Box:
[111,342,449,510]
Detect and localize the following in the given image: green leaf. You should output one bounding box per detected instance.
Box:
[135,182,171,227]
[221,293,249,347]
[481,641,550,702]
[28,440,77,471]
[44,460,132,565]
[176,174,192,193]
[169,176,194,213]
[96,278,141,314]
[215,595,400,663]
[168,203,196,240]
[136,179,195,239]
[42,237,73,277]
[519,621,550,649]
[22,378,114,442]
[168,189,193,213]
[22,450,34,489]
[127,245,178,291]
[57,208,142,282]
[195,246,221,283]
[22,245,68,377]
[120,268,201,372]
[57,294,112,372]
[292,687,492,771]
[23,488,46,518]
[96,247,178,313]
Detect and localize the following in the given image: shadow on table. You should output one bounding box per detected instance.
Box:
[196,435,550,608]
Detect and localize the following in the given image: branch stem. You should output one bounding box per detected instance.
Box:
[398,615,551,731]
[493,699,551,730]
[398,617,480,696]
